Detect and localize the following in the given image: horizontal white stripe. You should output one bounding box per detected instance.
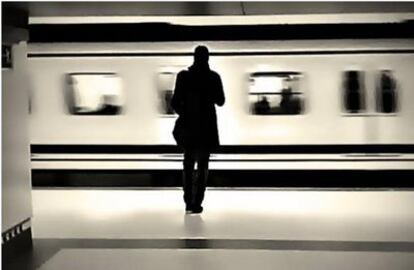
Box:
[31,153,412,161]
[29,13,414,25]
[28,39,414,56]
[31,160,414,170]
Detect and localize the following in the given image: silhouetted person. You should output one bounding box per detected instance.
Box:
[280,88,301,114]
[164,90,174,114]
[172,45,225,214]
[254,95,271,114]
[344,71,362,113]
[378,70,396,113]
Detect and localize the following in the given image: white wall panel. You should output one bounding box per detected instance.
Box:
[2,42,33,231]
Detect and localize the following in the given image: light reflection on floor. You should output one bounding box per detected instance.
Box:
[32,188,414,241]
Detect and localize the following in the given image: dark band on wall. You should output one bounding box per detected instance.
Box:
[29,21,414,43]
[32,169,414,188]
[30,144,414,154]
[27,49,414,58]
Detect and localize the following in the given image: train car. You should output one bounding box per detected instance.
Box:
[28,18,414,187]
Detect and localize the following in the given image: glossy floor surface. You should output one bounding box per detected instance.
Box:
[39,248,414,270]
[32,188,414,241]
[6,188,414,269]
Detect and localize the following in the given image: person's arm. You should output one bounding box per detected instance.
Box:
[171,72,185,115]
[214,74,225,106]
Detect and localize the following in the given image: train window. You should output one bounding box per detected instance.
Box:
[248,72,304,115]
[65,73,124,115]
[158,72,177,115]
[376,70,397,113]
[343,70,365,113]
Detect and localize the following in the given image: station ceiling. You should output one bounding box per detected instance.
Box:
[19,2,414,17]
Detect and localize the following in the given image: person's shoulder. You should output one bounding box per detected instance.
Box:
[209,70,222,79]
[176,70,190,80]
[177,70,189,76]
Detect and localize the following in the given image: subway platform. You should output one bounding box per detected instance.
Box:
[3,2,414,270]
[5,188,414,270]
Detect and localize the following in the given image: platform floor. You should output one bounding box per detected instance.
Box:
[7,188,414,269]
[38,248,414,270]
[32,188,414,241]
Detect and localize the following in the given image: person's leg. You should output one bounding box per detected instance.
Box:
[183,149,196,210]
[193,150,210,212]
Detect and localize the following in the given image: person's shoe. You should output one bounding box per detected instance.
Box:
[191,205,203,214]
[185,205,192,214]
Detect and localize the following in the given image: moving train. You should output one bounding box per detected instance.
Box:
[27,20,414,187]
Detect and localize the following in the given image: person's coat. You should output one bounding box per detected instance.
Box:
[171,64,225,151]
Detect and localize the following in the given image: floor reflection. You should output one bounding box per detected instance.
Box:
[184,214,205,237]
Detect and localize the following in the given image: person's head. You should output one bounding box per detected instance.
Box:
[281,88,292,100]
[194,45,209,65]
[282,87,292,95]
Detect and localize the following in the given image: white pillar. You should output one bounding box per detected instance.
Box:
[2,41,32,250]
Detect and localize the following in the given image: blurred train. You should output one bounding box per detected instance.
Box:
[27,20,414,187]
